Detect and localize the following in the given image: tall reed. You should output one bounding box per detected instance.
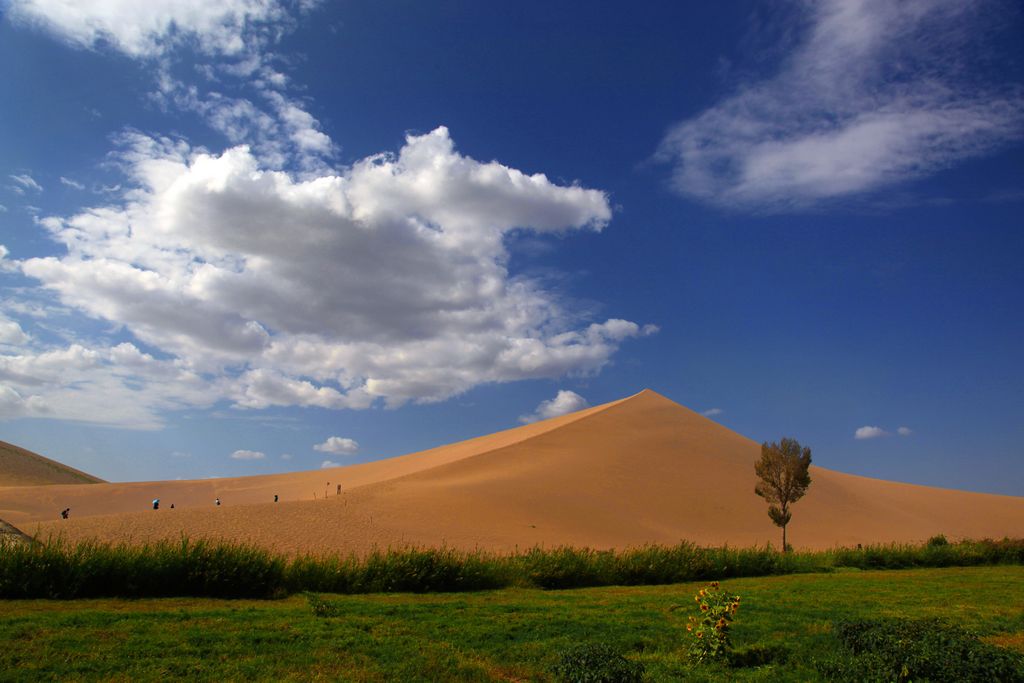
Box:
[1,536,1020,599]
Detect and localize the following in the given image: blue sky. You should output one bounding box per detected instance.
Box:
[0,1,1022,494]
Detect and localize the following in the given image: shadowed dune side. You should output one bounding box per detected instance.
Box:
[6,390,1024,554]
[0,439,104,487]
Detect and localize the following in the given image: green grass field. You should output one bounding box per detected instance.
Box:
[3,566,1023,681]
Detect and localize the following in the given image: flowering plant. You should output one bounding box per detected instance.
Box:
[684,581,740,662]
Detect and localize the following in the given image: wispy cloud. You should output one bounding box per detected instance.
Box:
[59,177,84,190]
[230,449,265,460]
[313,436,359,456]
[9,174,42,193]
[702,407,723,417]
[7,0,310,59]
[897,426,913,437]
[658,0,1024,211]
[519,390,589,424]
[320,459,341,469]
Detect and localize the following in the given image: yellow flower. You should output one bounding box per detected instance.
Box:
[700,604,709,611]
[686,623,693,632]
[699,589,705,597]
[710,581,719,588]
[716,618,727,629]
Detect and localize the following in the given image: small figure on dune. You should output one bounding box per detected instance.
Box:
[170,503,175,509]
[60,508,69,519]
[152,498,160,510]
[274,494,279,503]
[215,497,221,506]
[336,483,341,495]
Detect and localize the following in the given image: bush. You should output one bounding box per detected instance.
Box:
[927,534,950,547]
[305,592,343,617]
[818,617,1024,682]
[549,643,645,683]
[727,644,789,668]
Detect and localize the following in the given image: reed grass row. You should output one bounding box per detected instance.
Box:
[1,536,1021,599]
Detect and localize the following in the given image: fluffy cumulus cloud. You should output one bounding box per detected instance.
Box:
[313,436,359,455]
[855,425,889,440]
[855,425,914,440]
[5,128,649,427]
[6,0,310,58]
[230,449,265,460]
[519,389,590,424]
[320,459,341,469]
[658,0,1024,210]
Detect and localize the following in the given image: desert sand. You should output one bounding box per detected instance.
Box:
[1,390,1021,554]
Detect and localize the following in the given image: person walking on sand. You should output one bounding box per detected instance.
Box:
[274,494,279,503]
[215,497,221,507]
[337,483,341,495]
[60,508,69,519]
[152,498,160,510]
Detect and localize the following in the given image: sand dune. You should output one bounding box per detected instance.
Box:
[1,390,1021,554]
[0,439,104,487]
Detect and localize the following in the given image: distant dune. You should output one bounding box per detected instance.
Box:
[1,390,1021,554]
[0,439,104,487]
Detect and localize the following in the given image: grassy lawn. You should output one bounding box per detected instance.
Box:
[2,566,1023,681]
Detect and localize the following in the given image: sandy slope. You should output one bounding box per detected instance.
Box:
[0,439,104,487]
[2,390,1022,554]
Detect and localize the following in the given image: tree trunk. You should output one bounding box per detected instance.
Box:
[782,523,787,553]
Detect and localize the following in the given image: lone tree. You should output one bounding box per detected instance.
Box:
[754,437,812,552]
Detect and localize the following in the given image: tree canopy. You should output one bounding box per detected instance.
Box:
[754,437,812,551]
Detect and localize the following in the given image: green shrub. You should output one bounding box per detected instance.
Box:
[818,617,1024,682]
[927,534,950,547]
[305,592,343,617]
[549,643,645,683]
[727,643,790,668]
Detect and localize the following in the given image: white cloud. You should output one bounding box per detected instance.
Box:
[519,389,589,424]
[897,426,913,437]
[0,385,49,419]
[854,425,889,440]
[0,341,223,428]
[230,449,265,460]
[702,407,723,417]
[280,453,292,460]
[313,436,359,455]
[60,176,85,190]
[0,316,30,345]
[320,459,341,469]
[11,127,648,427]
[658,0,1024,210]
[6,0,307,58]
[9,174,42,193]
